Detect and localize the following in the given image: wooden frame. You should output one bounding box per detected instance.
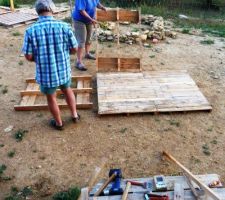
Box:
[14,75,93,111]
[96,9,140,23]
[97,57,141,72]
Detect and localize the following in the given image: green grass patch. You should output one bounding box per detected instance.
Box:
[169,120,180,127]
[18,61,23,66]
[200,39,215,45]
[182,28,190,34]
[8,150,16,158]
[202,144,211,156]
[2,86,8,94]
[14,129,28,142]
[120,128,127,134]
[53,187,81,200]
[12,32,21,37]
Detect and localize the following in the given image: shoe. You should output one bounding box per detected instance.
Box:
[76,62,87,71]
[50,119,64,131]
[85,53,96,60]
[72,114,80,123]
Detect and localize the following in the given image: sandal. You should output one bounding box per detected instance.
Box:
[50,119,64,131]
[72,114,81,123]
[85,53,96,60]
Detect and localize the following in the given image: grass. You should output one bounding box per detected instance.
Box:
[0,144,4,148]
[14,129,28,142]
[53,187,81,200]
[18,61,23,66]
[182,28,191,34]
[202,144,211,156]
[169,120,180,127]
[0,164,7,176]
[8,150,16,158]
[4,186,32,200]
[200,39,215,45]
[120,128,127,134]
[12,32,21,37]
[2,86,8,94]
[149,55,156,58]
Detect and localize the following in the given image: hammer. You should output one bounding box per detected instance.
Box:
[127,180,150,189]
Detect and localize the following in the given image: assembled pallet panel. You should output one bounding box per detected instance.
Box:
[97,71,212,114]
[0,12,38,27]
[14,76,93,111]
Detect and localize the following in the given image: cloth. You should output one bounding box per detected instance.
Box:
[40,79,71,95]
[74,20,93,48]
[22,16,77,88]
[72,0,99,24]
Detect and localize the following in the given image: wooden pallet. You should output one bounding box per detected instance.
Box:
[0,12,38,28]
[97,57,141,72]
[0,6,11,15]
[97,9,140,23]
[89,174,225,200]
[97,71,212,115]
[14,76,93,111]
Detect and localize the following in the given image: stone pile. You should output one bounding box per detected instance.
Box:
[96,15,177,44]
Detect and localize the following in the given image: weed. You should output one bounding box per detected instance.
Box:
[18,61,23,66]
[120,128,127,134]
[0,164,7,175]
[53,187,81,200]
[89,50,96,54]
[21,186,33,197]
[202,144,211,156]
[200,39,215,45]
[36,113,43,118]
[107,44,112,48]
[149,55,155,58]
[11,186,19,195]
[131,28,139,32]
[211,139,218,145]
[14,129,28,142]
[2,86,8,94]
[182,29,190,34]
[12,32,21,37]
[0,144,4,148]
[154,118,160,122]
[207,127,213,132]
[8,150,16,158]
[169,120,180,127]
[10,44,13,47]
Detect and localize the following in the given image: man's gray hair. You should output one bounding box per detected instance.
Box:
[35,0,55,14]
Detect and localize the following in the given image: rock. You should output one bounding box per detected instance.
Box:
[4,125,14,133]
[179,14,189,19]
[131,31,140,37]
[152,38,159,44]
[120,21,130,25]
[143,43,151,48]
[140,34,147,41]
[107,36,114,41]
[165,30,177,39]
[104,30,113,36]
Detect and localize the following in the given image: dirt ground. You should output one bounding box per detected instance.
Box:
[0,18,225,199]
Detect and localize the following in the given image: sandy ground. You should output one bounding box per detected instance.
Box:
[0,20,225,199]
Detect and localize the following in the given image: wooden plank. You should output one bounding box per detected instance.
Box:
[76,80,84,105]
[26,83,39,106]
[20,83,35,106]
[119,10,140,23]
[14,102,93,111]
[174,183,184,200]
[89,188,225,200]
[20,88,93,96]
[25,75,92,83]
[96,10,117,22]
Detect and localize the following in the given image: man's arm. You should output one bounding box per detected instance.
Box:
[80,10,98,24]
[97,3,106,11]
[24,54,34,62]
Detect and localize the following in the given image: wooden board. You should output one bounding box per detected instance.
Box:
[97,71,212,114]
[0,12,38,27]
[89,174,225,200]
[0,7,11,15]
[97,57,141,72]
[14,76,93,111]
[96,9,139,23]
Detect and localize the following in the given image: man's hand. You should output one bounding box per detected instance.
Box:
[101,6,107,12]
[91,18,98,27]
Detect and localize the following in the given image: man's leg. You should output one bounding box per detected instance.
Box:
[84,24,95,60]
[46,93,63,126]
[61,87,78,118]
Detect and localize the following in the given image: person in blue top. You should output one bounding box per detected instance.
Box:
[22,0,80,130]
[73,0,106,71]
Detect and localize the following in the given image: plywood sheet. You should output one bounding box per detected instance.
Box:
[97,71,212,114]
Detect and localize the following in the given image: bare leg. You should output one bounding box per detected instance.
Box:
[85,43,91,55]
[46,93,62,126]
[77,47,84,63]
[61,87,78,118]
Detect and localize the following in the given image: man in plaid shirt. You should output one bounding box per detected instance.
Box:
[22,0,80,130]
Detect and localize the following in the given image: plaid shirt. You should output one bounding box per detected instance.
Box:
[22,16,77,88]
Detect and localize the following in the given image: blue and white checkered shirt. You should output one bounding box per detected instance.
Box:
[22,16,77,88]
